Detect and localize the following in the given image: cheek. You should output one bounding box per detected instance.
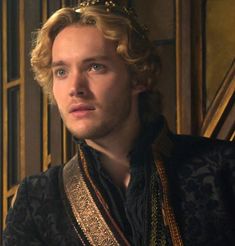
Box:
[52,86,59,104]
[53,82,64,99]
[52,83,66,109]
[103,87,131,111]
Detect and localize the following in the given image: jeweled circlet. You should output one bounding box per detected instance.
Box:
[76,0,148,39]
[80,0,116,12]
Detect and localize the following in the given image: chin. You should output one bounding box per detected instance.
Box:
[69,128,91,139]
[68,126,98,140]
[69,124,113,140]
[66,121,92,137]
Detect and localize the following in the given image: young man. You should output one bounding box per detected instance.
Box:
[3,1,235,245]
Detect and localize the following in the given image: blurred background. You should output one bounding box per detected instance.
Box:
[0,0,234,241]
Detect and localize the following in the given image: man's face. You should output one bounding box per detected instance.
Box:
[52,25,141,140]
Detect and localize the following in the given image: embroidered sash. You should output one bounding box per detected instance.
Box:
[63,150,130,246]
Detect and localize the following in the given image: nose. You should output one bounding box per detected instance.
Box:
[69,71,88,97]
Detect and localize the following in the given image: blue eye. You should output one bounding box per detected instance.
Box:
[89,63,106,72]
[54,68,67,78]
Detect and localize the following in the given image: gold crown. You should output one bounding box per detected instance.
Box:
[80,0,117,12]
[75,0,148,39]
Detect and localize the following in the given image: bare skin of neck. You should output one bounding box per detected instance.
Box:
[86,118,140,190]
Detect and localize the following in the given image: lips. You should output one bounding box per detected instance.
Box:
[68,103,95,117]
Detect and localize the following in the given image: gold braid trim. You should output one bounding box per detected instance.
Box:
[79,147,131,246]
[155,159,184,246]
[63,154,120,246]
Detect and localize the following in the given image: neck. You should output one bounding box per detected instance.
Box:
[85,117,141,189]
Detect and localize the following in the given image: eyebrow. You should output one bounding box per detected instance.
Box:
[84,55,111,62]
[51,61,66,68]
[51,55,112,68]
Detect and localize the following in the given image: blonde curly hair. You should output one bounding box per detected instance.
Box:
[31,5,161,123]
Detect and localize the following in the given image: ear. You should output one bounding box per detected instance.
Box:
[132,84,147,95]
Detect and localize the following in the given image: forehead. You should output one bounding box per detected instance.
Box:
[52,25,118,60]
